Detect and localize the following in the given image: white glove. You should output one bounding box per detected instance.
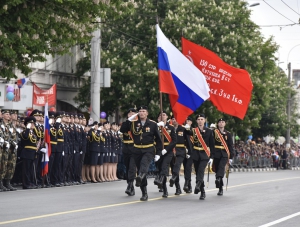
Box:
[113,153,116,156]
[184,124,190,129]
[0,138,4,143]
[98,153,100,156]
[118,131,122,135]
[88,118,93,125]
[26,123,31,129]
[229,159,233,165]
[56,118,61,123]
[128,113,138,121]
[157,121,165,127]
[15,145,18,150]
[62,151,65,156]
[161,149,167,155]
[9,128,13,133]
[49,119,53,124]
[154,155,160,162]
[92,126,95,129]
[1,125,4,130]
[40,148,47,153]
[80,151,83,154]
[5,142,10,149]
[186,154,190,159]
[208,158,213,165]
[16,128,21,133]
[74,150,76,154]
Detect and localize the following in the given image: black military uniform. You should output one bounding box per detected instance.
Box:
[186,114,215,200]
[87,121,101,182]
[78,114,87,183]
[47,111,57,187]
[53,112,64,186]
[20,117,37,189]
[120,106,162,201]
[213,118,234,196]
[30,109,43,188]
[155,113,176,198]
[169,120,192,196]
[120,108,137,196]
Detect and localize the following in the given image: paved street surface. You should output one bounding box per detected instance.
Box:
[1,170,300,227]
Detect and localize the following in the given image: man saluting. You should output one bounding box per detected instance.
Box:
[120,106,162,201]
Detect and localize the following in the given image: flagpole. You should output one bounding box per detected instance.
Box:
[157,17,165,148]
[159,92,164,148]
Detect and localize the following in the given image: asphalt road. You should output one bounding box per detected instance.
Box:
[0,170,299,227]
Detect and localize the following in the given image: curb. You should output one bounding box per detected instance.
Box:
[231,167,300,172]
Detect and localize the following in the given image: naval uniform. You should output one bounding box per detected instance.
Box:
[213,128,234,190]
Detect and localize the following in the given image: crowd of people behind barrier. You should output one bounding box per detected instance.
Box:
[232,140,300,170]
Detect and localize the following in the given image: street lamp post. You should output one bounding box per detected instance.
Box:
[286,44,300,148]
[286,62,291,148]
[249,3,260,7]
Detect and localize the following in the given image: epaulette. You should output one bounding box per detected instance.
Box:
[149,119,157,123]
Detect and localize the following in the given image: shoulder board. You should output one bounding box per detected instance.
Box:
[149,119,157,123]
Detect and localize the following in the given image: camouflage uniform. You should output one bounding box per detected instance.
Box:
[0,110,18,191]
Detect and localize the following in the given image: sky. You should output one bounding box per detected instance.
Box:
[246,0,300,74]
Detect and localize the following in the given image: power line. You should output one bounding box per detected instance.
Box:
[281,0,300,16]
[263,0,296,23]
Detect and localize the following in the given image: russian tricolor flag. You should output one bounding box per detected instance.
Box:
[157,25,210,124]
[17,78,29,88]
[41,102,51,176]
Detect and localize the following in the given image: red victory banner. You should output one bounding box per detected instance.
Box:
[33,83,57,106]
[181,37,253,119]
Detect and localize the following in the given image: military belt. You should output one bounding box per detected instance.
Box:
[193,146,204,151]
[123,140,134,144]
[57,139,64,142]
[164,142,170,146]
[176,144,185,148]
[50,141,57,145]
[134,144,154,149]
[25,146,37,150]
[215,145,225,149]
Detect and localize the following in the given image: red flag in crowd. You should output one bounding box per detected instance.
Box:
[181,37,253,119]
[33,83,57,106]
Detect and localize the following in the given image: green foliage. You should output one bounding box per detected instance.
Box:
[74,0,292,139]
[0,0,135,79]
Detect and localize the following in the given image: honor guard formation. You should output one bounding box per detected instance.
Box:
[0,109,124,191]
[0,106,235,203]
[120,106,235,201]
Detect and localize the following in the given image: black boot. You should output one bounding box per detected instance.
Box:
[0,180,8,192]
[187,180,192,193]
[162,177,168,198]
[140,186,148,201]
[135,173,146,187]
[4,179,17,191]
[194,181,201,194]
[156,175,164,189]
[215,177,221,188]
[125,181,133,195]
[217,187,223,196]
[169,174,177,187]
[153,175,159,185]
[183,180,189,192]
[130,184,135,196]
[200,187,206,200]
[175,182,182,195]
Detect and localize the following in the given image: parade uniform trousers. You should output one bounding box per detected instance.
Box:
[123,143,136,183]
[132,145,155,187]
